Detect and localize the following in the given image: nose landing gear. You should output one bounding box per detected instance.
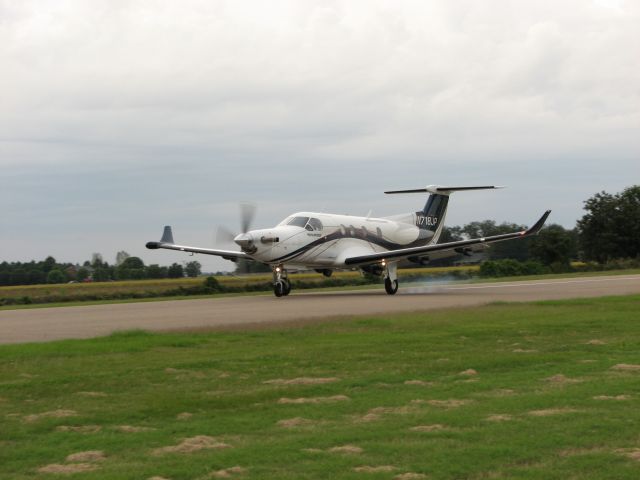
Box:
[273,265,291,297]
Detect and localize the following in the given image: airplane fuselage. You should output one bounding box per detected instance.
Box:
[236,211,435,268]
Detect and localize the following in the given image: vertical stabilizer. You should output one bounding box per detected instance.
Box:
[384,185,503,243]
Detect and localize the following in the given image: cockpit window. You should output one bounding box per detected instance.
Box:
[306,218,323,231]
[287,216,309,228]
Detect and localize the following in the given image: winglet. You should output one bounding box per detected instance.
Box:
[524,210,552,236]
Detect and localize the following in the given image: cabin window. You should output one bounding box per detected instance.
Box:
[288,216,309,228]
[306,218,323,231]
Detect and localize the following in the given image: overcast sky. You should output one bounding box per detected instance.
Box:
[1,0,638,271]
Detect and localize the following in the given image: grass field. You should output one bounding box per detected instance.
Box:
[2,295,640,479]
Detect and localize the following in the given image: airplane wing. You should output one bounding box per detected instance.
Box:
[344,210,551,267]
[146,226,249,262]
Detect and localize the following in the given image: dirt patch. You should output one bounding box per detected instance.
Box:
[148,477,171,480]
[394,473,427,479]
[593,395,630,401]
[354,465,397,473]
[404,380,433,386]
[209,466,247,478]
[559,447,606,457]
[264,377,339,385]
[278,395,349,404]
[611,364,640,371]
[328,445,363,454]
[115,425,156,433]
[177,412,193,420]
[410,424,446,432]
[38,463,98,474]
[24,409,78,423]
[486,414,513,422]
[586,339,606,345]
[478,389,516,398]
[369,405,418,415]
[544,374,581,384]
[528,408,579,417]
[512,349,538,353]
[459,369,477,376]
[616,448,640,461]
[65,451,106,463]
[353,413,381,423]
[153,436,230,455]
[76,391,108,397]
[277,417,316,428]
[302,448,324,453]
[56,425,102,434]
[165,367,186,374]
[428,399,472,408]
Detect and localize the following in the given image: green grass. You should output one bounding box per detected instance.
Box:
[2,295,640,479]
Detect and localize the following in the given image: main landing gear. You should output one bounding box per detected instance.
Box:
[383,261,399,295]
[272,265,291,297]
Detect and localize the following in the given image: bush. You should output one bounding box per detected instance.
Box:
[479,259,548,278]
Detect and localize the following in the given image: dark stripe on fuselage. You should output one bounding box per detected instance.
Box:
[266,227,430,263]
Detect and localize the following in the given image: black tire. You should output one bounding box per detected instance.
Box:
[274,281,284,297]
[384,277,398,295]
[283,280,291,296]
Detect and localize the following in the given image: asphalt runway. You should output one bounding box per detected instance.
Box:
[1,274,639,345]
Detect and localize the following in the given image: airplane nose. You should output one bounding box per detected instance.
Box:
[234,233,253,248]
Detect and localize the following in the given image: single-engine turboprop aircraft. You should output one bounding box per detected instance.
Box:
[146,185,551,297]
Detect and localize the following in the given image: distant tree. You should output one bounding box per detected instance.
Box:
[27,269,45,285]
[92,267,111,282]
[10,268,27,285]
[145,264,168,279]
[234,259,271,274]
[577,186,640,262]
[185,261,202,278]
[42,256,56,273]
[46,269,66,284]
[168,263,184,278]
[76,267,90,282]
[438,226,463,243]
[121,257,144,269]
[91,253,104,268]
[462,220,529,261]
[115,251,130,266]
[528,224,577,268]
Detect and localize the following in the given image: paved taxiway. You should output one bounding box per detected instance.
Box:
[1,274,639,344]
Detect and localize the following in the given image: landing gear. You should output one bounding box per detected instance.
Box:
[384,277,399,295]
[383,261,399,295]
[273,265,291,297]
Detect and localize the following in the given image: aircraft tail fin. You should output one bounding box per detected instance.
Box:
[384,185,504,242]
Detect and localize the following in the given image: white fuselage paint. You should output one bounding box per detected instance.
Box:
[242,211,434,268]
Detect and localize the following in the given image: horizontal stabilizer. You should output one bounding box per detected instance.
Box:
[161,226,174,244]
[385,185,504,195]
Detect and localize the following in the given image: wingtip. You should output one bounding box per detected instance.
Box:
[526,210,552,235]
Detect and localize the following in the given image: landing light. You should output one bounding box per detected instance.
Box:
[275,267,281,272]
[381,260,386,267]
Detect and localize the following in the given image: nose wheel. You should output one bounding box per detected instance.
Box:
[273,266,291,297]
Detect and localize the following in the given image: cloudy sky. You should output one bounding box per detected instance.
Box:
[1,0,638,271]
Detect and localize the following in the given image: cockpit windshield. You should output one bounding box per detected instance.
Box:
[287,216,309,228]
[285,216,323,231]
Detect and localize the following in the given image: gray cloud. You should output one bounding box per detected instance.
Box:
[1,0,638,270]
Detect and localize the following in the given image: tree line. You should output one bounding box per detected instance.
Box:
[2,186,638,286]
[0,252,203,287]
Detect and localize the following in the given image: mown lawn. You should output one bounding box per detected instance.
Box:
[1,295,640,479]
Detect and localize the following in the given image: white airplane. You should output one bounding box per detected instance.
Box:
[146,185,551,297]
